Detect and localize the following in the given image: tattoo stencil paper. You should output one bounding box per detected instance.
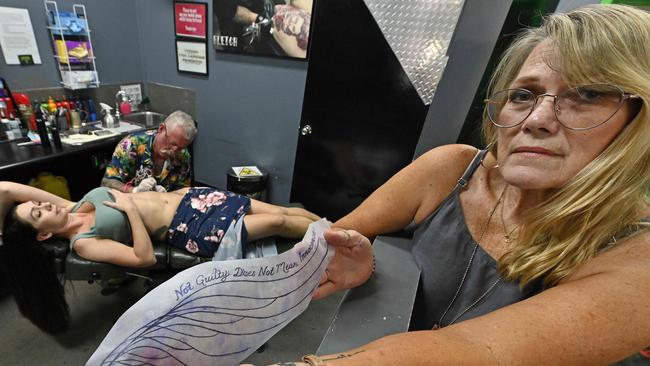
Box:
[87,219,334,366]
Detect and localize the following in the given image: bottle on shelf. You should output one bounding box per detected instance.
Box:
[34,107,51,148]
[87,96,96,122]
[12,92,36,131]
[47,96,57,113]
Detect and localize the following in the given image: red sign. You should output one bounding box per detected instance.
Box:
[174,2,207,39]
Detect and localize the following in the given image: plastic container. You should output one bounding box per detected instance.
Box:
[227,167,269,202]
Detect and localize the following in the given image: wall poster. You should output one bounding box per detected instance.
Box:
[174,1,209,75]
[0,6,42,65]
[176,40,208,74]
[175,1,207,38]
[212,0,314,60]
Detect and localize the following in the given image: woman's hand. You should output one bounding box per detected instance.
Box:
[101,188,155,267]
[314,229,374,300]
[102,189,137,214]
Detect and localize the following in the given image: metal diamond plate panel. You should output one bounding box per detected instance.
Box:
[364,0,465,104]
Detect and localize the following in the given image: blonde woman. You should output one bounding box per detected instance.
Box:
[261,4,650,365]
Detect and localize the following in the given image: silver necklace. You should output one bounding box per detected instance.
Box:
[433,185,506,329]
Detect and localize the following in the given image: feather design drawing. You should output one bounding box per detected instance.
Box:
[87,219,333,366]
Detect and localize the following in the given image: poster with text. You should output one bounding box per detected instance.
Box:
[176,40,208,75]
[175,1,207,39]
[212,0,313,59]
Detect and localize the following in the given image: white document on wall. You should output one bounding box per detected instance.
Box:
[87,219,334,366]
[0,7,42,65]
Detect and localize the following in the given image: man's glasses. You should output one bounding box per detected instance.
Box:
[161,124,182,159]
[485,84,640,131]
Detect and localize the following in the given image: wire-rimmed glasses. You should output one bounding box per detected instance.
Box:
[485,84,640,131]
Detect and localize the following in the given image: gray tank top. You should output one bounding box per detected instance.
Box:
[411,150,542,329]
[69,187,132,248]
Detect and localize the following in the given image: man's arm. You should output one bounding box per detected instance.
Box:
[290,0,312,13]
[233,5,258,24]
[101,177,133,193]
[102,136,137,192]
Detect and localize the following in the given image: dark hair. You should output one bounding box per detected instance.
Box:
[0,206,70,334]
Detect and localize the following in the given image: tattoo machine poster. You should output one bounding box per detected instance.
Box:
[212,0,314,60]
[87,219,334,366]
[174,1,209,75]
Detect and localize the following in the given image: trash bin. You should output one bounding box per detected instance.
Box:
[227,166,269,202]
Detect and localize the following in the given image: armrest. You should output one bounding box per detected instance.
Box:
[316,236,420,355]
[168,246,212,269]
[65,242,168,282]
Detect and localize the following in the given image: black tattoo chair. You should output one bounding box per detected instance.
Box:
[45,239,212,294]
[45,236,288,294]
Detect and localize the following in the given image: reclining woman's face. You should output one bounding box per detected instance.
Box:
[15,201,69,236]
[496,42,638,190]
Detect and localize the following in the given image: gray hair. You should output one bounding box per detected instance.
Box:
[164,111,197,141]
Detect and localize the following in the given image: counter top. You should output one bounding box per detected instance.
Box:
[0,122,145,174]
[0,135,121,173]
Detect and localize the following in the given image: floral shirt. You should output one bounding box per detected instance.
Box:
[104,131,191,192]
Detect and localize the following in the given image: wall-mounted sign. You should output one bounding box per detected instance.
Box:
[212,0,314,60]
[174,1,207,39]
[176,40,208,75]
[0,6,42,65]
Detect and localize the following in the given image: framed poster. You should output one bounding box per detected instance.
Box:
[174,1,208,39]
[213,0,314,60]
[176,40,208,75]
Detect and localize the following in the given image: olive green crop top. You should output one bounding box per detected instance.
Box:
[70,187,132,248]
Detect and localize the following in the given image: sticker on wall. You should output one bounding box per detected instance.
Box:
[212,0,314,59]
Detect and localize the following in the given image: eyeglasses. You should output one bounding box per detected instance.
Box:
[161,124,181,157]
[485,84,641,131]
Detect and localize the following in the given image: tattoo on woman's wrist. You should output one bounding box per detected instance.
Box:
[321,350,365,361]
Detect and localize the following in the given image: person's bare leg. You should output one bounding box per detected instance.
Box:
[248,199,320,221]
[243,214,314,241]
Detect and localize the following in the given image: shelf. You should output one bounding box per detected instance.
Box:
[45,1,99,89]
[53,55,96,60]
[46,26,91,33]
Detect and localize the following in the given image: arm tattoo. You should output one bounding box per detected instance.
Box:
[321,350,366,361]
[273,5,311,50]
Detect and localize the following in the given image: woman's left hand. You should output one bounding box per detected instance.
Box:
[314,228,374,300]
[102,189,138,214]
